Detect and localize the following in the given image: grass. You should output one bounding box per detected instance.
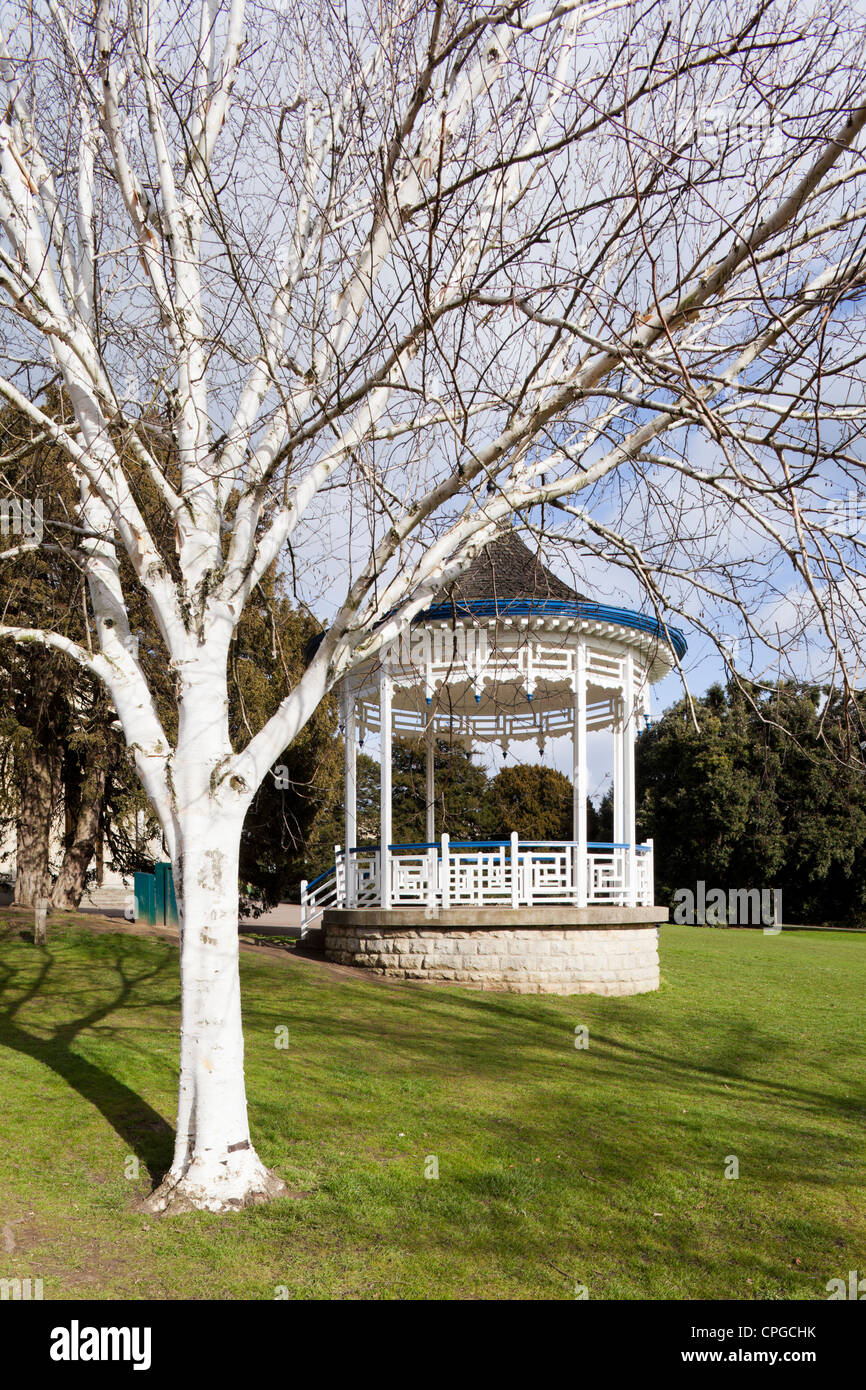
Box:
[0,915,863,1300]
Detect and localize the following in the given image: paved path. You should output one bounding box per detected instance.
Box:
[68,900,304,936]
[239,902,303,934]
[0,905,399,987]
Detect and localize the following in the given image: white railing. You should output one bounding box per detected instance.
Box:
[301,836,655,928]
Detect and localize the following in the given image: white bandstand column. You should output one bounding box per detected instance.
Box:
[613,690,626,905]
[343,687,357,909]
[380,669,393,909]
[623,651,637,906]
[613,696,625,845]
[573,638,588,908]
[425,714,436,908]
[425,716,435,843]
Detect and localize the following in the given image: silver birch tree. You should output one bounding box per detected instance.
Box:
[2,0,866,1209]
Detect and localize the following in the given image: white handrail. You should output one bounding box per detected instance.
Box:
[301,840,655,924]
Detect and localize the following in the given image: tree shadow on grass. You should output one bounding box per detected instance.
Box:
[0,928,176,1181]
[253,975,866,1151]
[423,983,866,1116]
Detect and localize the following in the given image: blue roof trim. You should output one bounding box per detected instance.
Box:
[415,598,687,660]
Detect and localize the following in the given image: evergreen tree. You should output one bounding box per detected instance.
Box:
[636,681,866,924]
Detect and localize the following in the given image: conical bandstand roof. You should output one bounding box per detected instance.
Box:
[439,529,583,609]
[417,529,686,665]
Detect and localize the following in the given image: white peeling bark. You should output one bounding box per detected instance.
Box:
[146,804,284,1213]
[145,655,286,1214]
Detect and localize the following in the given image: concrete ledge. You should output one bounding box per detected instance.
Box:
[323,905,668,929]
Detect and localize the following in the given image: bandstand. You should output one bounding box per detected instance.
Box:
[301,530,686,995]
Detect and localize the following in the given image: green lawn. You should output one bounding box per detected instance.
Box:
[0,917,863,1300]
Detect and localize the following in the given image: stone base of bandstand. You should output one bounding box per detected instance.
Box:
[320,906,667,995]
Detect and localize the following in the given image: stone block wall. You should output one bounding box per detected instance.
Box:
[322,918,661,995]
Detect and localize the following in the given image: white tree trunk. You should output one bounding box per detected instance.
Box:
[144,669,286,1214]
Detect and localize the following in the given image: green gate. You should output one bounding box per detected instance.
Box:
[134,861,178,927]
